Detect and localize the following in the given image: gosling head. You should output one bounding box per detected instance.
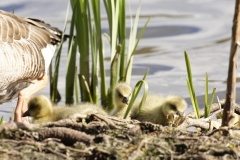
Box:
[161,95,187,119]
[115,82,132,108]
[22,95,53,118]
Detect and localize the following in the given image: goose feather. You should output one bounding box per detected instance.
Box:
[0,10,62,122]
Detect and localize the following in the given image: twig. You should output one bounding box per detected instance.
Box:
[90,114,118,129]
[47,148,71,160]
[178,117,212,130]
[222,0,240,127]
[0,148,23,156]
[187,99,240,118]
[65,147,92,155]
[37,127,93,145]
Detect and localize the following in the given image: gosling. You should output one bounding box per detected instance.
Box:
[216,110,240,127]
[131,94,187,126]
[217,113,240,127]
[109,82,132,119]
[22,95,107,123]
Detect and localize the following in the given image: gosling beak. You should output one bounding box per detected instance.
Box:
[22,110,30,117]
[122,97,129,105]
[176,111,184,117]
[166,114,174,119]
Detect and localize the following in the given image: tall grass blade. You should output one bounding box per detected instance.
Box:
[118,0,126,81]
[204,73,208,118]
[103,0,113,37]
[184,51,200,118]
[217,96,221,109]
[81,75,93,103]
[72,0,90,102]
[209,88,216,113]
[186,77,199,118]
[99,37,108,107]
[124,69,149,119]
[0,116,4,124]
[90,0,100,104]
[112,1,120,61]
[125,0,141,83]
[204,73,216,118]
[65,9,77,104]
[105,0,120,62]
[90,30,99,104]
[107,45,121,111]
[50,2,70,103]
[51,42,63,103]
[125,17,151,82]
[74,66,80,104]
[216,96,223,118]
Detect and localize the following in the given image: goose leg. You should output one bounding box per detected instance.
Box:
[14,73,48,123]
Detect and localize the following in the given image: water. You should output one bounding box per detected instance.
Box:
[0,0,238,121]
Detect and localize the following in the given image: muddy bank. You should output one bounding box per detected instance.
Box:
[0,112,239,160]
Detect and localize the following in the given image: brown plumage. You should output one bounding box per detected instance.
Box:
[0,10,62,122]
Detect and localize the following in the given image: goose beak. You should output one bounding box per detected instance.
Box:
[22,110,30,117]
[122,97,129,105]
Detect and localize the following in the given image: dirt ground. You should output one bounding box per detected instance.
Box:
[0,112,239,160]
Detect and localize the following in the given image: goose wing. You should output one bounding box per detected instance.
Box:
[0,10,62,103]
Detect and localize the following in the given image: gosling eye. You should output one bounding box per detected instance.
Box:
[29,104,35,110]
[29,103,40,112]
[118,92,123,98]
[169,104,177,111]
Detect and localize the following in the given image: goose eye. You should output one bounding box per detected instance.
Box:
[118,93,123,98]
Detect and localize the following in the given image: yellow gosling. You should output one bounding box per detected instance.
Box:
[109,82,132,119]
[131,94,187,126]
[216,111,240,127]
[22,95,107,123]
[228,113,240,127]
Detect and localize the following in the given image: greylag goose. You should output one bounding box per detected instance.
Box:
[22,95,108,124]
[0,10,62,122]
[131,94,187,126]
[109,82,132,119]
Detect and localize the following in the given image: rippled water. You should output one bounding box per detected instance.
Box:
[0,0,238,120]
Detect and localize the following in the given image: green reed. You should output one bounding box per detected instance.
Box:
[184,51,216,118]
[50,0,150,117]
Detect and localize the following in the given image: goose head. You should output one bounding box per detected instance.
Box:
[161,95,187,119]
[115,82,132,108]
[22,95,53,118]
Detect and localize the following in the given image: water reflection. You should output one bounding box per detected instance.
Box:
[140,25,200,38]
[1,4,25,12]
[106,63,173,76]
[135,46,157,55]
[102,25,200,39]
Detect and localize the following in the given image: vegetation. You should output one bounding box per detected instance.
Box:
[184,51,216,119]
[49,0,150,116]
[0,116,4,124]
